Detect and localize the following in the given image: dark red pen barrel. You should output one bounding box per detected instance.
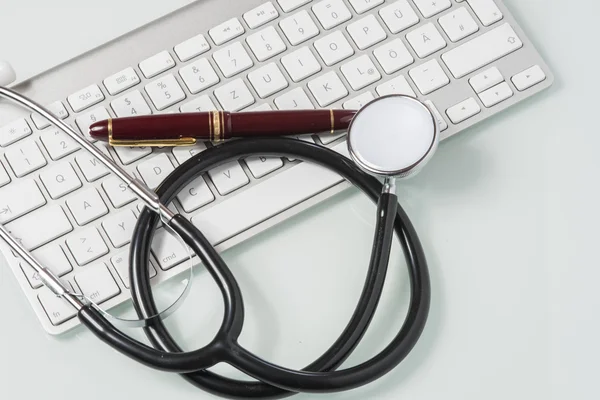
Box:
[89,109,357,143]
[227,110,356,137]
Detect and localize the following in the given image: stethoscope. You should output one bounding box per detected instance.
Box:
[0,82,437,398]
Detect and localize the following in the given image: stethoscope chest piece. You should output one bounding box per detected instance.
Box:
[347,95,439,181]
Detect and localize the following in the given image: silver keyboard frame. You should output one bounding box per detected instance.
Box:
[0,0,554,335]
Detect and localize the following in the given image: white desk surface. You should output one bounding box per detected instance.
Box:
[0,0,597,399]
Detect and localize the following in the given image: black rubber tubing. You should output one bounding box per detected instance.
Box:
[78,138,430,398]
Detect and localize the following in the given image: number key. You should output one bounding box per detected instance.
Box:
[111,90,152,117]
[246,26,287,62]
[212,42,254,78]
[279,10,320,45]
[75,107,110,141]
[40,128,81,160]
[4,139,47,177]
[312,0,352,30]
[144,74,186,111]
[179,58,220,94]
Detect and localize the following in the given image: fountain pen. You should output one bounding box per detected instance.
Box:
[89,109,357,146]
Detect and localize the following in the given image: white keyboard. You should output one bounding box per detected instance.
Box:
[0,0,553,334]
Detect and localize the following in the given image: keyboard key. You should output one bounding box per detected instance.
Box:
[209,161,250,195]
[22,245,72,289]
[479,82,513,107]
[348,0,384,14]
[139,51,176,78]
[102,176,137,208]
[6,205,73,251]
[40,162,82,199]
[446,97,481,123]
[341,55,381,90]
[512,65,546,91]
[40,128,80,160]
[0,161,9,187]
[247,26,287,61]
[177,176,215,213]
[213,42,254,78]
[409,59,450,95]
[278,0,311,12]
[192,141,347,245]
[75,107,110,140]
[343,91,375,109]
[215,79,256,111]
[209,18,245,46]
[75,263,121,305]
[113,146,153,165]
[469,66,504,93]
[314,30,354,66]
[275,87,315,110]
[137,154,175,189]
[245,156,284,178]
[31,101,69,130]
[180,95,218,113]
[103,67,141,95]
[244,2,279,29]
[439,7,479,42]
[346,14,387,50]
[308,71,348,106]
[66,227,109,265]
[312,0,352,30]
[66,188,108,226]
[0,179,45,224]
[379,0,419,33]
[376,75,416,97]
[412,0,450,17]
[174,34,211,62]
[441,23,522,78]
[468,0,503,26]
[406,22,446,58]
[76,152,109,181]
[145,74,186,111]
[0,118,32,147]
[68,84,105,113]
[112,246,157,288]
[172,144,208,165]
[249,103,274,111]
[281,47,321,82]
[424,100,448,132]
[4,139,47,177]
[179,58,220,94]
[248,63,289,98]
[38,289,77,325]
[279,10,320,45]
[102,209,137,248]
[111,90,152,117]
[152,227,191,270]
[373,38,414,74]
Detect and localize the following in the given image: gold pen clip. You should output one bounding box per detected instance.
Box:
[108,120,197,147]
[109,137,198,147]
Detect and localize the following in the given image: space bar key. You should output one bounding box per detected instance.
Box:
[191,143,348,246]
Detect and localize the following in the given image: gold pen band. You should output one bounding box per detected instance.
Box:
[212,111,223,142]
[330,109,335,134]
